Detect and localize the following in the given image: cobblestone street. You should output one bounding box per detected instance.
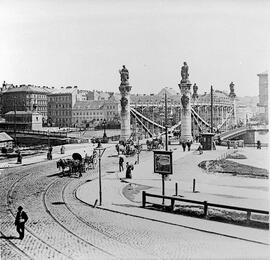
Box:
[0,145,269,259]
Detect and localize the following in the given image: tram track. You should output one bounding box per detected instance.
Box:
[41,153,155,259]
[1,157,129,259]
[42,178,119,259]
[1,163,76,259]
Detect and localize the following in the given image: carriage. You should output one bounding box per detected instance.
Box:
[146,139,164,151]
[115,141,138,156]
[56,151,97,177]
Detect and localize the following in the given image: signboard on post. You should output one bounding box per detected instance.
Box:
[153,150,173,175]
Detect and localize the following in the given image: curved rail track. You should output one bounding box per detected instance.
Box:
[1,157,153,259]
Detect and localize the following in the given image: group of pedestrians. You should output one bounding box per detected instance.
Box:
[118,156,134,179]
[181,141,192,152]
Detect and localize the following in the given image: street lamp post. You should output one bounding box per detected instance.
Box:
[102,119,107,139]
[13,97,17,147]
[94,142,106,206]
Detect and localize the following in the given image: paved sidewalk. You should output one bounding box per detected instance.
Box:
[76,144,269,245]
[1,142,269,245]
[0,143,101,170]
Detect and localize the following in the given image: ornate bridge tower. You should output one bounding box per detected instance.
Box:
[119,65,132,141]
[178,62,193,143]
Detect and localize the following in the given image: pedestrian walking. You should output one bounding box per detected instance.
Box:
[257,140,261,149]
[186,141,192,151]
[227,140,230,149]
[48,145,53,160]
[181,142,186,152]
[17,151,22,164]
[125,162,134,179]
[119,156,124,172]
[60,145,65,154]
[14,206,28,239]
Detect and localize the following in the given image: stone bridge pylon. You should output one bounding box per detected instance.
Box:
[119,65,132,141]
[178,62,193,143]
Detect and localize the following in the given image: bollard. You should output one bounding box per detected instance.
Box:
[142,191,146,208]
[247,211,251,222]
[204,201,208,217]
[193,179,196,193]
[175,182,178,196]
[171,198,175,211]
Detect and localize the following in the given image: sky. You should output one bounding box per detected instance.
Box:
[0,0,269,97]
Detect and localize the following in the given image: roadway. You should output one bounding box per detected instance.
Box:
[0,143,269,259]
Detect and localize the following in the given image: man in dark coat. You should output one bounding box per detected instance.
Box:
[17,151,22,164]
[119,156,124,172]
[186,141,192,151]
[181,142,186,152]
[125,162,134,179]
[15,206,28,239]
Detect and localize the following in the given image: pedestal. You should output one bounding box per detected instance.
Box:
[179,81,193,143]
[119,83,132,142]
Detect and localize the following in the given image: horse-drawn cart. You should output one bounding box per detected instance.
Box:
[56,151,97,177]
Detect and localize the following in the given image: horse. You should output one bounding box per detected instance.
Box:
[56,159,73,176]
[116,143,126,155]
[84,154,97,170]
[70,159,83,177]
[125,144,137,156]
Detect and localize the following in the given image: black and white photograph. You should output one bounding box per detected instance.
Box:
[0,0,269,259]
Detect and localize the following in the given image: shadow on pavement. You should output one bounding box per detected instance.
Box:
[47,173,61,177]
[0,235,20,240]
[51,202,65,205]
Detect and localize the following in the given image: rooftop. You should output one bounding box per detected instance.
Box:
[4,84,52,94]
[0,132,13,142]
[257,70,268,76]
[49,86,78,95]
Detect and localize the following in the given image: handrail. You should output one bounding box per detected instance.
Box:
[4,129,68,137]
[142,191,269,218]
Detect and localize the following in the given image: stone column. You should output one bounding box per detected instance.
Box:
[178,62,193,143]
[229,81,237,127]
[119,65,132,142]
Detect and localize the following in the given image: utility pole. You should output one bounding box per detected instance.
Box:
[13,97,17,146]
[210,85,213,133]
[165,92,168,151]
[162,91,169,205]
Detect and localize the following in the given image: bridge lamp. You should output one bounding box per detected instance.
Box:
[94,142,106,206]
[102,119,107,139]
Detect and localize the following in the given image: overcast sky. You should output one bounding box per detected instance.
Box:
[0,0,269,97]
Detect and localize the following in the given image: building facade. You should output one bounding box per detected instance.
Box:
[257,71,268,124]
[47,86,78,127]
[1,82,51,121]
[1,111,43,131]
[72,97,120,127]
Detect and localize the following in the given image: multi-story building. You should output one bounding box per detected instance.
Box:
[72,100,105,127]
[72,94,121,127]
[77,89,90,101]
[257,71,268,124]
[103,94,121,122]
[1,82,51,121]
[47,86,78,127]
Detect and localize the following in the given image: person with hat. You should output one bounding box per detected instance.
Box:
[14,206,28,239]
